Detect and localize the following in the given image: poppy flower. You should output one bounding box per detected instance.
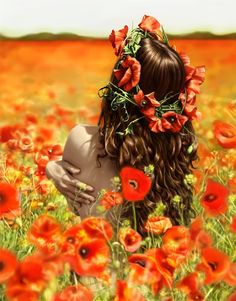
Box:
[54,285,93,301]
[138,15,161,34]
[144,216,172,235]
[114,280,145,301]
[196,247,230,284]
[227,291,236,301]
[69,238,110,277]
[231,216,236,234]
[194,230,212,250]
[0,182,20,216]
[128,253,161,286]
[100,191,123,209]
[213,121,236,149]
[81,217,113,240]
[224,262,236,286]
[162,226,191,257]
[176,272,200,294]
[161,112,188,133]
[146,248,174,289]
[0,124,19,143]
[119,228,142,252]
[114,56,141,91]
[28,214,62,253]
[189,216,203,242]
[109,25,128,56]
[0,249,18,283]
[200,179,229,216]
[134,91,160,118]
[120,166,152,201]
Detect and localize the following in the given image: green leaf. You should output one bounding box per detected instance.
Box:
[187,144,194,154]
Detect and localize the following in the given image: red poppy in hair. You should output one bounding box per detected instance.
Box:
[144,216,172,235]
[161,112,188,133]
[119,228,142,252]
[0,249,18,283]
[100,191,123,209]
[28,214,62,253]
[162,226,191,257]
[114,56,141,92]
[224,262,236,286]
[200,179,229,216]
[120,166,152,201]
[114,280,145,301]
[213,121,236,149]
[109,25,128,56]
[81,217,113,241]
[0,182,20,216]
[54,284,93,301]
[196,247,230,284]
[71,238,110,277]
[134,91,160,118]
[138,15,161,34]
[230,216,236,234]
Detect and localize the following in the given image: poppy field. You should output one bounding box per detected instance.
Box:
[0,38,236,300]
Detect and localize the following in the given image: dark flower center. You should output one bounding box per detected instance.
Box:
[167,116,176,123]
[134,260,146,267]
[141,100,147,107]
[0,193,5,203]
[0,261,5,271]
[208,261,218,271]
[204,194,217,202]
[67,236,75,244]
[79,247,89,259]
[221,130,234,138]
[128,180,138,190]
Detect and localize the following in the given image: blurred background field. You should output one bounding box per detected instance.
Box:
[1,39,236,136]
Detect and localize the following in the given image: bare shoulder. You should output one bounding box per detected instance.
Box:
[63,124,99,164]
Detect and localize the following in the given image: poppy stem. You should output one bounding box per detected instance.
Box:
[132,202,137,231]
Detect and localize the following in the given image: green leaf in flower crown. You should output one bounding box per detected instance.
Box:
[161,26,169,45]
[130,44,141,55]
[123,44,133,55]
[124,125,134,135]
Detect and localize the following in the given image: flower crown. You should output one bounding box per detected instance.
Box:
[98,15,206,136]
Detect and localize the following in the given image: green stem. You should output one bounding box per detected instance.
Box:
[132,202,137,231]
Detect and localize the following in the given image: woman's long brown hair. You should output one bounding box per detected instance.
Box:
[97,38,199,233]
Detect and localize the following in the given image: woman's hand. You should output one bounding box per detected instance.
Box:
[46,160,95,212]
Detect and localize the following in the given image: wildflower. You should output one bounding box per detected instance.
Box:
[138,15,161,35]
[120,166,152,201]
[196,247,230,284]
[0,249,18,283]
[144,216,172,235]
[72,238,110,277]
[28,215,62,253]
[230,216,236,234]
[54,284,93,301]
[224,262,236,286]
[0,182,20,216]
[114,280,145,301]
[213,121,236,149]
[119,228,142,252]
[81,217,113,240]
[201,179,229,216]
[99,191,123,209]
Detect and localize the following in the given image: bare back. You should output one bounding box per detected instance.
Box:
[63,124,119,219]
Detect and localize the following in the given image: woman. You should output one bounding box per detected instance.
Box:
[46,15,205,232]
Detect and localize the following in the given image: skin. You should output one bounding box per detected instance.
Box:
[46,124,119,220]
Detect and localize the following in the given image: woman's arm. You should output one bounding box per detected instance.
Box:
[46,125,96,212]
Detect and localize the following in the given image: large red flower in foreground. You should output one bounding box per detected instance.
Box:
[119,228,142,252]
[201,179,229,216]
[109,25,128,56]
[0,249,18,283]
[197,247,230,284]
[81,217,113,240]
[114,280,145,301]
[54,285,93,301]
[28,215,62,253]
[114,56,141,91]
[0,182,20,216]
[213,121,236,149]
[120,166,152,201]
